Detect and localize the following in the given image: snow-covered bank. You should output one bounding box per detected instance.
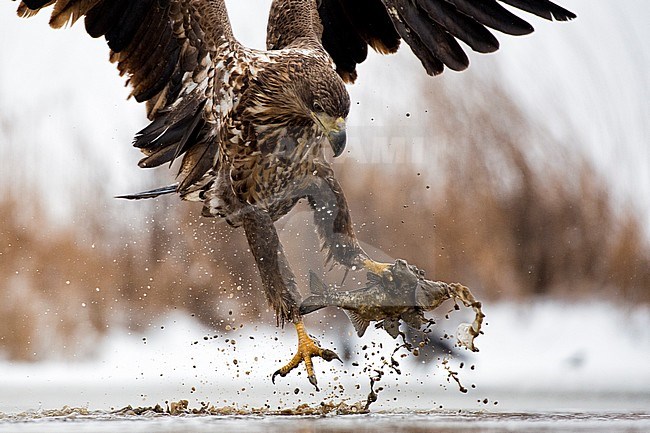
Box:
[1,300,648,414]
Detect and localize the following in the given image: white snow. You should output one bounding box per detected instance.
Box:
[1,301,648,414]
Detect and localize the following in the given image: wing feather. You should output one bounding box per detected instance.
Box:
[83,0,118,38]
[318,0,368,82]
[21,0,54,10]
[447,0,534,36]
[16,0,242,196]
[389,0,470,72]
[311,0,576,81]
[50,0,99,28]
[383,2,445,75]
[500,0,576,21]
[17,1,55,17]
[104,0,155,53]
[334,0,400,54]
[416,0,499,53]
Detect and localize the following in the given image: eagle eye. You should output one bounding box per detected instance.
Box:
[312,101,324,112]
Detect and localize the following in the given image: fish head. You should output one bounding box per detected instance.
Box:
[390,259,421,290]
[414,278,450,310]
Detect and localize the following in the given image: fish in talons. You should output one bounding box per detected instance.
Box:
[300,259,485,352]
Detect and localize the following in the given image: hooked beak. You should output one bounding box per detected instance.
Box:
[314,113,347,157]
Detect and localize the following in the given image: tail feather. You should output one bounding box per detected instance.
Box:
[115,183,178,200]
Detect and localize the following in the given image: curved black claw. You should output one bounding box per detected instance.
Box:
[309,374,319,391]
[321,348,342,363]
[271,369,284,385]
[271,349,341,391]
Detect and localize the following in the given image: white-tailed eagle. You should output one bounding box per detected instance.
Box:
[15,0,575,390]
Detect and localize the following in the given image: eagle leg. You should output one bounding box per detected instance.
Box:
[241,205,339,390]
[242,206,301,323]
[271,321,340,391]
[308,163,393,276]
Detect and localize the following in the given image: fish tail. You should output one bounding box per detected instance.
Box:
[301,272,335,314]
[299,295,327,315]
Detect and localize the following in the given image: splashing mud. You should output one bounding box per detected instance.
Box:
[342,261,486,409]
[2,400,370,422]
[2,403,648,433]
[119,399,369,416]
[299,258,486,408]
[446,283,485,353]
[442,359,468,394]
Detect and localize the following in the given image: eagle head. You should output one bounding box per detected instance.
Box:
[250,57,350,157]
[302,68,350,157]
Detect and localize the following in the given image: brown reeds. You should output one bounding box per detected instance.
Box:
[335,77,650,303]
[1,74,648,360]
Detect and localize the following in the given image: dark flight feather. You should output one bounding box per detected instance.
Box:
[501,0,576,21]
[172,100,208,167]
[316,0,575,79]
[415,0,499,54]
[318,0,368,82]
[84,0,121,39]
[177,140,217,192]
[392,0,470,72]
[22,0,54,9]
[135,99,206,168]
[335,0,399,54]
[447,0,534,35]
[133,43,181,102]
[381,1,445,76]
[104,0,155,53]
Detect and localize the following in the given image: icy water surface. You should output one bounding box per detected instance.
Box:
[1,407,648,433]
[2,303,649,431]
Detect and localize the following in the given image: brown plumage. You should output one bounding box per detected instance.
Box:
[15,0,575,389]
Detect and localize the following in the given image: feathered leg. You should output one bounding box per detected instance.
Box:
[213,168,340,390]
[241,206,301,323]
[240,206,340,390]
[307,163,392,275]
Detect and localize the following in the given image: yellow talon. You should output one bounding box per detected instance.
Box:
[272,321,340,391]
[363,259,393,280]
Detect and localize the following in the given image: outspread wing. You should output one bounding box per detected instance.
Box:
[316,0,576,82]
[16,0,239,193]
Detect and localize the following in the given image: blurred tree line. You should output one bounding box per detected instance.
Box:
[1,74,648,361]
